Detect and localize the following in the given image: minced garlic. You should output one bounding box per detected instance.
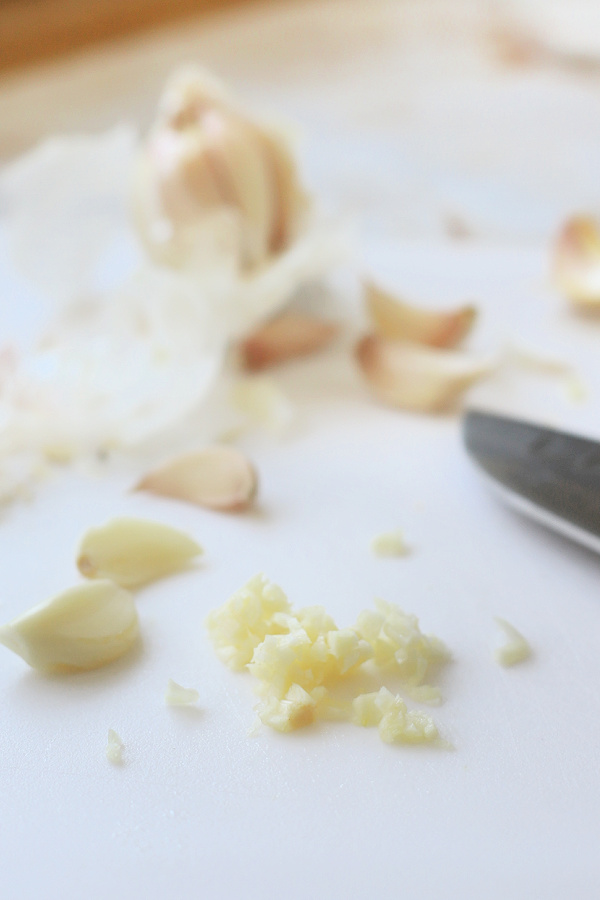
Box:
[494,617,531,667]
[206,575,448,745]
[165,678,199,706]
[106,729,125,764]
[370,529,410,557]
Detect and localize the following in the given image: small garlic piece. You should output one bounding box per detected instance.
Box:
[494,617,531,667]
[230,376,293,434]
[133,66,308,272]
[77,517,202,588]
[0,580,138,673]
[554,216,600,309]
[356,334,492,413]
[240,313,338,371]
[366,281,476,348]
[165,678,200,706]
[106,729,125,764]
[136,447,257,512]
[370,529,410,557]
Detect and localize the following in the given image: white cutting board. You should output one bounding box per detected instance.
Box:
[1,236,600,899]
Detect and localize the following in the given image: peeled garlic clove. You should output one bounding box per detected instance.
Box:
[77,517,202,588]
[0,580,138,673]
[365,281,477,348]
[136,447,257,512]
[241,313,338,371]
[554,216,600,308]
[356,334,492,413]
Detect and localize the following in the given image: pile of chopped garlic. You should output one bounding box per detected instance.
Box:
[206,575,449,745]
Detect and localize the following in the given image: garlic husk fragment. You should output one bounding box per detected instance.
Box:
[366,281,477,348]
[0,580,138,673]
[356,335,493,413]
[494,617,531,667]
[554,216,600,309]
[240,313,338,371]
[136,446,257,512]
[133,66,309,272]
[77,517,202,588]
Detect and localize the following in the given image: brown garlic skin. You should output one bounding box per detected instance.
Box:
[132,67,308,273]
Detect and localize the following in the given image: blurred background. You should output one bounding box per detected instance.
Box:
[2,0,600,243]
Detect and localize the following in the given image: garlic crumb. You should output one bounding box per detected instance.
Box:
[494,617,531,667]
[370,530,410,557]
[106,729,124,764]
[165,678,200,707]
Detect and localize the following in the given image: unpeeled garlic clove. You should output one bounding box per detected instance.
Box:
[356,334,492,413]
[0,580,138,673]
[135,447,257,512]
[240,312,338,371]
[133,67,308,271]
[365,281,477,348]
[77,517,202,588]
[554,216,600,309]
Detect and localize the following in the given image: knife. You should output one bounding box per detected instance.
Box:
[463,409,600,554]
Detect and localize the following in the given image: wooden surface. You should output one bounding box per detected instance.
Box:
[0,0,255,72]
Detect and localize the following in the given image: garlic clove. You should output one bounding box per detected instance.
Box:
[230,376,294,434]
[133,67,309,272]
[365,281,477,348]
[554,216,600,308]
[77,517,202,588]
[0,580,138,673]
[135,447,257,512]
[356,334,493,413]
[240,312,338,371]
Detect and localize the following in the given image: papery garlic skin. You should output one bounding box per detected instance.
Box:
[554,216,600,308]
[77,517,202,588]
[133,66,309,273]
[0,580,138,673]
[241,313,338,371]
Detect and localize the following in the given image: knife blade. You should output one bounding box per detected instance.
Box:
[463,409,600,554]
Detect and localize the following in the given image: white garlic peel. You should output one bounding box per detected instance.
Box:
[165,678,200,706]
[494,617,532,667]
[106,729,125,764]
[0,71,346,509]
[0,580,138,673]
[77,517,202,588]
[206,575,448,744]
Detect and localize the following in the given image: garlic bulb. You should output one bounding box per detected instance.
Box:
[133,66,308,272]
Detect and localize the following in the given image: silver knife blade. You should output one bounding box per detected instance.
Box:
[463,410,600,554]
